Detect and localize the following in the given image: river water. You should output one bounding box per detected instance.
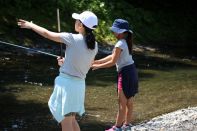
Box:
[0,46,60,85]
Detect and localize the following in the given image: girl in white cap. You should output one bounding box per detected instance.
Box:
[18,11,98,131]
[92,19,138,131]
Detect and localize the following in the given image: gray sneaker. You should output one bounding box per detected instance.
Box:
[121,124,133,131]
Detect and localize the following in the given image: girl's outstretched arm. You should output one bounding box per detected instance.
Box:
[92,47,121,70]
[93,55,112,64]
[17,19,61,43]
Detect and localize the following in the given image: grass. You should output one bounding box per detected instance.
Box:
[0,49,197,130]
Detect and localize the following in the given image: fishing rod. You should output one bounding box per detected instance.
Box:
[0,40,58,58]
[56,0,63,58]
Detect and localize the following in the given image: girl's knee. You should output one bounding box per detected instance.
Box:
[61,116,74,131]
[119,103,127,111]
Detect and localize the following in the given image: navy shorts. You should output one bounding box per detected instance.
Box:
[117,64,138,99]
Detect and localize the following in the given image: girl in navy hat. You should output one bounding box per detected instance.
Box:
[92,19,138,131]
[18,11,98,131]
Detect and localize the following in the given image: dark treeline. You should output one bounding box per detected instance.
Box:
[0,0,196,52]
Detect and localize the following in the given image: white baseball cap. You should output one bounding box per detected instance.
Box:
[72,11,98,29]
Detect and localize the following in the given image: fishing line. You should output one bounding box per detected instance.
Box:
[0,40,58,58]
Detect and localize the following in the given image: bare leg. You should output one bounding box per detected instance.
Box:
[72,114,80,131]
[125,97,134,124]
[115,90,127,127]
[61,116,73,131]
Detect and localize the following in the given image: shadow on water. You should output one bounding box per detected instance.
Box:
[0,84,109,131]
[0,84,59,130]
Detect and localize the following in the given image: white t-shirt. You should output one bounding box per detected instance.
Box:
[115,39,134,72]
[59,33,98,79]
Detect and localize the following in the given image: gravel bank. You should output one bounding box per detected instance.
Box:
[131,107,197,131]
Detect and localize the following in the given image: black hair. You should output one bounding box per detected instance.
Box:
[124,31,133,55]
[83,25,96,50]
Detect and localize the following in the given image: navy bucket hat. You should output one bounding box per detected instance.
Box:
[110,19,133,34]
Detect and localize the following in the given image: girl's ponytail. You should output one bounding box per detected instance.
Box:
[84,26,96,50]
[125,31,133,55]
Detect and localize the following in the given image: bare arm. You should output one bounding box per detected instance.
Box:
[92,47,121,70]
[17,19,62,43]
[93,55,112,64]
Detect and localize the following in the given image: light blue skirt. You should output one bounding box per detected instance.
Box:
[48,73,85,123]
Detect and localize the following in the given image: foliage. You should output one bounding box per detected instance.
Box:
[0,0,196,48]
